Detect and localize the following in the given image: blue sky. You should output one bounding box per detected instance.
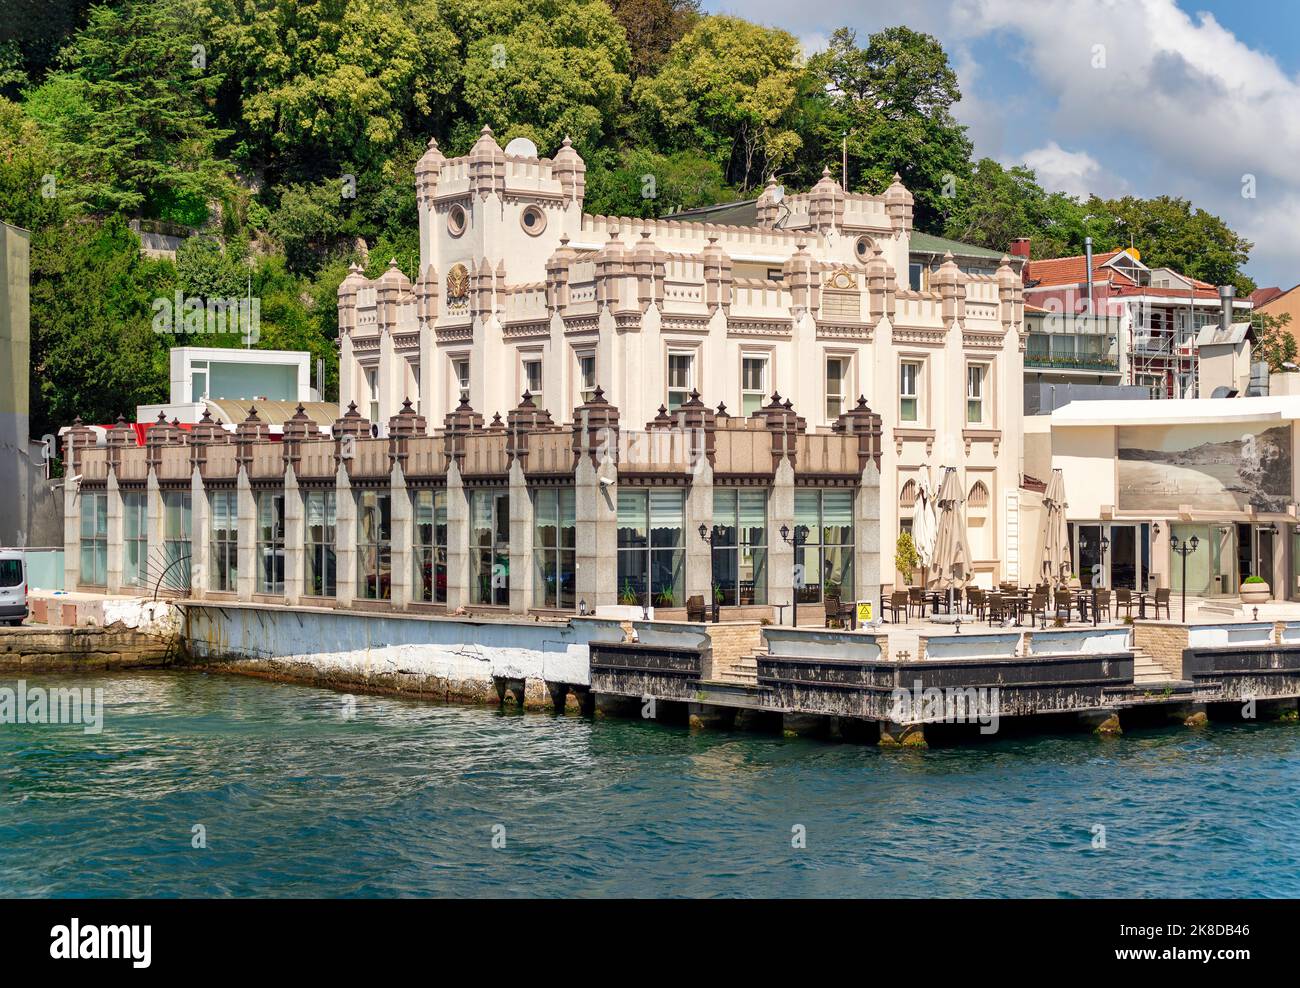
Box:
[702,0,1300,288]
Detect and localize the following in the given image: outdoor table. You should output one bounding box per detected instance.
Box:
[1133,593,1151,619]
[774,602,790,624]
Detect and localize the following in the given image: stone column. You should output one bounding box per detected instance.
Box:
[334,465,356,607]
[768,457,796,624]
[508,459,533,614]
[685,462,713,610]
[389,463,411,607]
[146,470,164,594]
[105,472,123,594]
[63,486,80,591]
[190,467,209,598]
[283,466,304,605]
[575,450,618,610]
[445,461,470,609]
[236,467,255,601]
[855,459,882,620]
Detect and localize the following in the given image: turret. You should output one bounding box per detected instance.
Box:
[552,135,586,206]
[885,172,914,233]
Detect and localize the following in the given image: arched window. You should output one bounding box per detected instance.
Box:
[899,479,917,509]
[968,480,990,508]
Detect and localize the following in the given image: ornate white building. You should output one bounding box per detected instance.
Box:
[339,127,1027,586]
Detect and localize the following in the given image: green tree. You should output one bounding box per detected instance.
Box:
[28,216,171,436]
[607,0,700,77]
[943,158,1094,259]
[196,0,460,180]
[23,0,232,219]
[175,235,245,301]
[440,0,631,155]
[584,146,730,216]
[1251,311,1296,373]
[805,26,973,231]
[635,15,803,190]
[0,97,65,232]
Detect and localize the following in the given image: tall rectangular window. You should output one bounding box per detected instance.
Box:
[793,489,854,604]
[256,491,285,594]
[78,493,107,586]
[162,491,192,589]
[533,488,576,609]
[191,360,209,402]
[966,364,986,424]
[576,352,597,404]
[357,491,392,600]
[471,489,510,605]
[122,493,148,588]
[826,356,848,420]
[305,491,337,597]
[209,490,238,592]
[742,355,768,416]
[667,351,695,411]
[523,358,543,408]
[365,367,380,424]
[617,489,685,608]
[413,489,447,604]
[711,489,767,606]
[453,357,470,403]
[899,361,920,423]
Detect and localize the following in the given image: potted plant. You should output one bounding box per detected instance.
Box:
[1240,573,1271,604]
[619,579,638,606]
[655,588,675,608]
[895,532,920,586]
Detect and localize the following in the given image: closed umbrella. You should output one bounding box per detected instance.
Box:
[1041,468,1070,590]
[931,467,972,610]
[912,465,938,586]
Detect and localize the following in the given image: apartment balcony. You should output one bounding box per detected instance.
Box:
[1024,354,1120,374]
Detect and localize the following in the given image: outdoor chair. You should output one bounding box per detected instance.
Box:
[1095,589,1112,623]
[886,590,909,624]
[1116,588,1134,619]
[824,594,852,629]
[908,587,927,619]
[986,593,1007,626]
[1053,590,1073,623]
[686,594,706,622]
[1029,589,1048,624]
[966,587,986,620]
[1154,588,1171,620]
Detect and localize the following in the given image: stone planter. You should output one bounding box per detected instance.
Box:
[1240,581,1271,604]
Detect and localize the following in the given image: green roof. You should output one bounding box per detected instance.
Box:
[908,232,1007,260]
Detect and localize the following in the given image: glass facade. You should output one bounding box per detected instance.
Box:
[209,491,238,592]
[617,489,685,608]
[162,492,192,584]
[413,490,447,604]
[471,489,510,606]
[256,491,285,595]
[793,489,854,604]
[79,493,108,586]
[711,489,767,605]
[122,492,148,588]
[357,491,391,600]
[533,488,576,609]
[305,491,337,597]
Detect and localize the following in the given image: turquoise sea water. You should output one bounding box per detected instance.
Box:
[1,671,1298,898]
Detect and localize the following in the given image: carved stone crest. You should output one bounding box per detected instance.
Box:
[447,263,470,309]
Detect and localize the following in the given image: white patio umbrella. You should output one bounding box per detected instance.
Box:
[1041,468,1070,591]
[931,467,972,610]
[912,465,938,587]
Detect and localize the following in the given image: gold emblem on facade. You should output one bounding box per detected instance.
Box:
[447,263,470,308]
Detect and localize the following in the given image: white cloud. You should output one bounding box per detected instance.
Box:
[1017,141,1125,199]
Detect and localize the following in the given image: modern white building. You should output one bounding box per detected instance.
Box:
[338,129,1028,587]
[137,346,329,427]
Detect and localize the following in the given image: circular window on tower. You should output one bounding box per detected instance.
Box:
[447,204,467,237]
[520,204,547,236]
[854,235,874,260]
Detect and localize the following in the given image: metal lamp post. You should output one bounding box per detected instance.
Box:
[1170,534,1200,623]
[780,523,809,628]
[697,523,719,622]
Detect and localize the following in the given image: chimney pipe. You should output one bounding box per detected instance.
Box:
[1219,285,1235,334]
[1084,236,1094,314]
[1009,237,1031,260]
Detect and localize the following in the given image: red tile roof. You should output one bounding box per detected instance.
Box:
[1025,249,1127,286]
[1251,286,1286,306]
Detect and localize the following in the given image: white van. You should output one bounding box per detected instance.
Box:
[0,550,27,625]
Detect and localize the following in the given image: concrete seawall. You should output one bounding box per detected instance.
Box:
[179,602,623,709]
[0,626,175,672]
